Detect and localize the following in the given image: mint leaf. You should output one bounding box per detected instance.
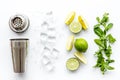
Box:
[96,17,101,23]
[104,64,114,70]
[101,13,109,24]
[105,23,113,31]
[107,34,116,43]
[106,66,114,70]
[94,24,101,28]
[106,59,115,63]
[94,26,104,37]
[105,45,112,58]
[94,39,104,48]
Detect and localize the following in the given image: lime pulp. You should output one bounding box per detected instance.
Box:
[66,58,80,71]
[69,21,82,33]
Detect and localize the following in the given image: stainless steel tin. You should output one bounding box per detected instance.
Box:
[9,14,29,33]
[10,38,29,73]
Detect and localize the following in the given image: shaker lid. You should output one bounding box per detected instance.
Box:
[9,14,29,33]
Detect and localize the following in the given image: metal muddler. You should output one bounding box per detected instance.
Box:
[10,38,29,73]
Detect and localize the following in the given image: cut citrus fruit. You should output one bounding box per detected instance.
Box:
[66,35,74,51]
[69,21,82,33]
[66,58,80,71]
[65,12,75,25]
[74,52,87,64]
[78,16,88,30]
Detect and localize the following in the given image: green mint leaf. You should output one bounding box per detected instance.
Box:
[94,39,104,48]
[101,64,106,74]
[94,26,104,37]
[103,13,109,17]
[105,64,114,70]
[107,66,114,70]
[94,24,101,28]
[106,59,115,64]
[96,17,101,23]
[101,13,109,24]
[105,23,113,31]
[105,45,112,58]
[107,34,116,43]
[102,23,106,27]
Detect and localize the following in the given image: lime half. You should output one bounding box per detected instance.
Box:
[69,21,82,33]
[66,58,80,71]
[74,52,87,64]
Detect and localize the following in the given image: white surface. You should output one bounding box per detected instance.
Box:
[0,0,120,80]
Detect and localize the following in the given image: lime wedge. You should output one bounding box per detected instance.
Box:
[78,16,88,30]
[69,21,82,33]
[66,35,74,51]
[74,52,87,64]
[65,12,75,25]
[66,58,80,71]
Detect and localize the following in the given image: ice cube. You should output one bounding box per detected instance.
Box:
[47,25,55,30]
[45,62,54,72]
[41,21,49,30]
[46,11,53,15]
[41,56,50,65]
[47,30,56,38]
[44,43,53,50]
[40,32,47,44]
[45,14,54,25]
[51,48,59,59]
[47,39,56,46]
[41,21,49,26]
[48,36,56,40]
[42,47,51,57]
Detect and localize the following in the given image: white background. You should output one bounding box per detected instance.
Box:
[0,0,120,80]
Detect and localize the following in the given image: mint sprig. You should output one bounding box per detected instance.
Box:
[93,13,116,74]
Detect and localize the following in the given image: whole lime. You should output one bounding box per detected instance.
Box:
[74,38,88,52]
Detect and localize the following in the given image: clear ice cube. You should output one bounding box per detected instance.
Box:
[41,21,49,30]
[51,48,59,59]
[45,12,54,26]
[47,39,56,46]
[42,47,51,57]
[47,25,55,30]
[41,56,50,65]
[46,11,53,15]
[40,33,47,44]
[45,62,54,72]
[47,30,56,38]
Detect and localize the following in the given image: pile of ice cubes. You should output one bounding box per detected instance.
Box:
[40,11,60,72]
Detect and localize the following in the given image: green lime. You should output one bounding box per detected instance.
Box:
[66,58,80,71]
[74,38,88,52]
[69,21,82,33]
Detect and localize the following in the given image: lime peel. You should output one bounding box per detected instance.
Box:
[74,38,88,52]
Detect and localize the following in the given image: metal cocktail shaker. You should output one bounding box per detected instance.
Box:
[10,38,29,73]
